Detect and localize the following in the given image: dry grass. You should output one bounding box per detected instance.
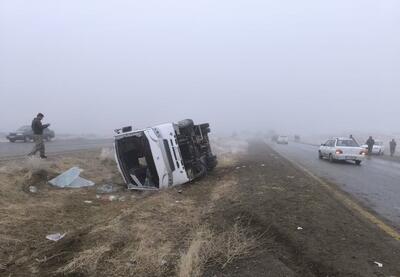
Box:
[23,156,51,172]
[211,137,249,155]
[53,191,201,277]
[56,245,111,275]
[0,143,258,277]
[0,165,11,174]
[211,137,248,168]
[113,239,173,277]
[49,163,249,277]
[0,156,51,175]
[99,147,115,162]
[178,222,260,277]
[213,222,260,268]
[178,227,214,277]
[0,150,124,274]
[210,176,238,202]
[0,158,57,251]
[216,153,241,168]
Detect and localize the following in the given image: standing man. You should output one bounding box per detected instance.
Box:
[349,134,358,145]
[366,136,375,156]
[28,113,50,158]
[390,139,397,157]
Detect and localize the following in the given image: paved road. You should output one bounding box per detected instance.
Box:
[270,141,400,229]
[0,138,113,159]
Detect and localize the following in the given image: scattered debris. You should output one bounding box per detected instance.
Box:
[260,164,265,167]
[118,196,126,202]
[287,176,295,179]
[84,200,93,204]
[96,184,116,194]
[49,167,94,188]
[29,186,38,193]
[373,261,383,268]
[236,166,241,170]
[242,165,247,168]
[109,195,118,201]
[161,259,167,266]
[178,190,183,194]
[96,194,119,201]
[126,261,136,267]
[46,233,66,242]
[297,226,303,230]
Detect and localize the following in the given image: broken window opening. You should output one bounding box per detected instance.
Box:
[115,133,159,188]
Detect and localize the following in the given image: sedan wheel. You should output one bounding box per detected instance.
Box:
[318,151,323,159]
[329,154,334,163]
[355,160,361,166]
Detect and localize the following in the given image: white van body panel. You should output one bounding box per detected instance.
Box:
[114,119,216,190]
[114,124,189,190]
[143,128,170,189]
[153,124,189,187]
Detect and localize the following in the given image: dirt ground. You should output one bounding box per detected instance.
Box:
[0,140,399,277]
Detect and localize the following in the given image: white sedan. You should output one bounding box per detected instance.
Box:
[277,136,289,144]
[319,138,367,165]
[361,140,385,155]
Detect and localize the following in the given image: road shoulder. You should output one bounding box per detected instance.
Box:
[206,140,400,276]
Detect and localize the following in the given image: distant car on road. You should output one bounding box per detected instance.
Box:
[361,140,385,155]
[271,135,279,142]
[6,126,55,142]
[277,136,289,144]
[319,137,367,165]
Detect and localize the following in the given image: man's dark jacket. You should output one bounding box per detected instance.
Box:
[366,138,375,147]
[31,117,48,135]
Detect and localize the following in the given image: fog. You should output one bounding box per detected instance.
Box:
[1,0,399,136]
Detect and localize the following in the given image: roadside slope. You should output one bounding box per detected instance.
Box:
[206,140,400,276]
[1,140,399,276]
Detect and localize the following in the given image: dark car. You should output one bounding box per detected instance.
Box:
[6,126,55,142]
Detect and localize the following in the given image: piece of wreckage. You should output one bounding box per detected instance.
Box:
[114,119,217,190]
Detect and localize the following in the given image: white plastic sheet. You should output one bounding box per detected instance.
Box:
[49,167,94,188]
[46,233,66,241]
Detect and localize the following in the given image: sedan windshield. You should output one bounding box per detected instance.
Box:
[336,139,359,147]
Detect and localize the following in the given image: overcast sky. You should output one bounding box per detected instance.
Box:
[0,0,399,136]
